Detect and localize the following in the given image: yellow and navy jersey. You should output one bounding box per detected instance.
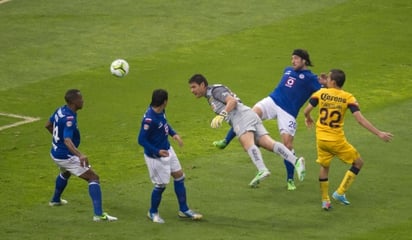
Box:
[309,88,360,141]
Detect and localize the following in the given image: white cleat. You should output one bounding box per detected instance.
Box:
[147,212,165,224]
[178,209,203,220]
[295,157,306,181]
[49,199,68,206]
[93,212,118,222]
[249,168,271,187]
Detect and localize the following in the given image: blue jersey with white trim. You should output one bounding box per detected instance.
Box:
[138,106,176,158]
[49,105,80,159]
[269,66,321,118]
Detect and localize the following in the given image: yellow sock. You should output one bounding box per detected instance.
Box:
[337,170,356,195]
[319,179,329,201]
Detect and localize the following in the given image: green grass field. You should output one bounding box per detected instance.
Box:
[1,0,411,239]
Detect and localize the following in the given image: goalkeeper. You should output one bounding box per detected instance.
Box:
[188,74,306,187]
[213,49,325,190]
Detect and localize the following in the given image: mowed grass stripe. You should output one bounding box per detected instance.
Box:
[0,0,346,90]
[0,0,411,239]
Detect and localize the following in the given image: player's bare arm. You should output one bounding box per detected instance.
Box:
[303,104,315,128]
[352,111,393,142]
[64,138,89,167]
[211,94,238,128]
[223,94,237,113]
[45,120,53,134]
[172,134,183,147]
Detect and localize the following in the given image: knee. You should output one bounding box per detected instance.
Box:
[91,174,100,182]
[61,171,71,179]
[353,158,364,169]
[85,170,100,183]
[252,106,262,118]
[155,184,166,189]
[172,170,184,180]
[284,142,293,150]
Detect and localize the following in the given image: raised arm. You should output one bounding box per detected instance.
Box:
[352,111,393,142]
[303,103,315,129]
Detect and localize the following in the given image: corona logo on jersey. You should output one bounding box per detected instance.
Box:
[320,93,347,103]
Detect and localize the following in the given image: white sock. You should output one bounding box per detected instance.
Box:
[273,142,297,165]
[247,145,267,171]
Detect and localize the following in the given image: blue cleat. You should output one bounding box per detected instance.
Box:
[332,191,350,205]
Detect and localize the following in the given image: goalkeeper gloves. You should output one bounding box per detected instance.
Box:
[210,110,228,128]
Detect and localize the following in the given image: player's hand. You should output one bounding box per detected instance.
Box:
[211,115,224,128]
[305,117,314,128]
[319,72,328,86]
[79,154,89,168]
[159,149,169,157]
[378,131,393,142]
[211,111,228,128]
[173,134,183,147]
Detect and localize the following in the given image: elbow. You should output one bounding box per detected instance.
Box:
[356,119,364,125]
[137,135,144,146]
[45,122,53,133]
[63,138,71,146]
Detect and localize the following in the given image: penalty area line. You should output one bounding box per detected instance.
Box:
[0,112,41,131]
[0,0,12,4]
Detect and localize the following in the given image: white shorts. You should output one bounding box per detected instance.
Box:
[253,96,297,136]
[51,154,90,176]
[144,146,182,185]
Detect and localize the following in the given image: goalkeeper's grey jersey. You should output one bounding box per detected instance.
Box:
[206,84,250,123]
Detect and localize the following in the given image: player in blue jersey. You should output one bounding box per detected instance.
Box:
[138,89,202,224]
[45,89,117,222]
[213,49,326,190]
[189,74,305,188]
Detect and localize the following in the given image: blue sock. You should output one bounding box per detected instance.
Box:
[89,181,103,216]
[150,187,165,214]
[284,159,295,180]
[174,177,188,212]
[51,173,69,202]
[225,128,236,144]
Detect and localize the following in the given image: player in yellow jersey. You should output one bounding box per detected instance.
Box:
[303,69,393,210]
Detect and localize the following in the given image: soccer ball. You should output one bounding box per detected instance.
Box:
[110,59,129,78]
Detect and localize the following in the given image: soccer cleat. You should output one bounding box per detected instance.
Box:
[287,179,296,191]
[178,209,203,220]
[93,212,118,222]
[294,157,306,181]
[249,168,271,187]
[213,139,227,149]
[332,191,350,205]
[322,200,332,211]
[49,199,68,206]
[147,212,165,223]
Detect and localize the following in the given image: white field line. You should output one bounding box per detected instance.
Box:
[0,0,13,5]
[0,112,41,131]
